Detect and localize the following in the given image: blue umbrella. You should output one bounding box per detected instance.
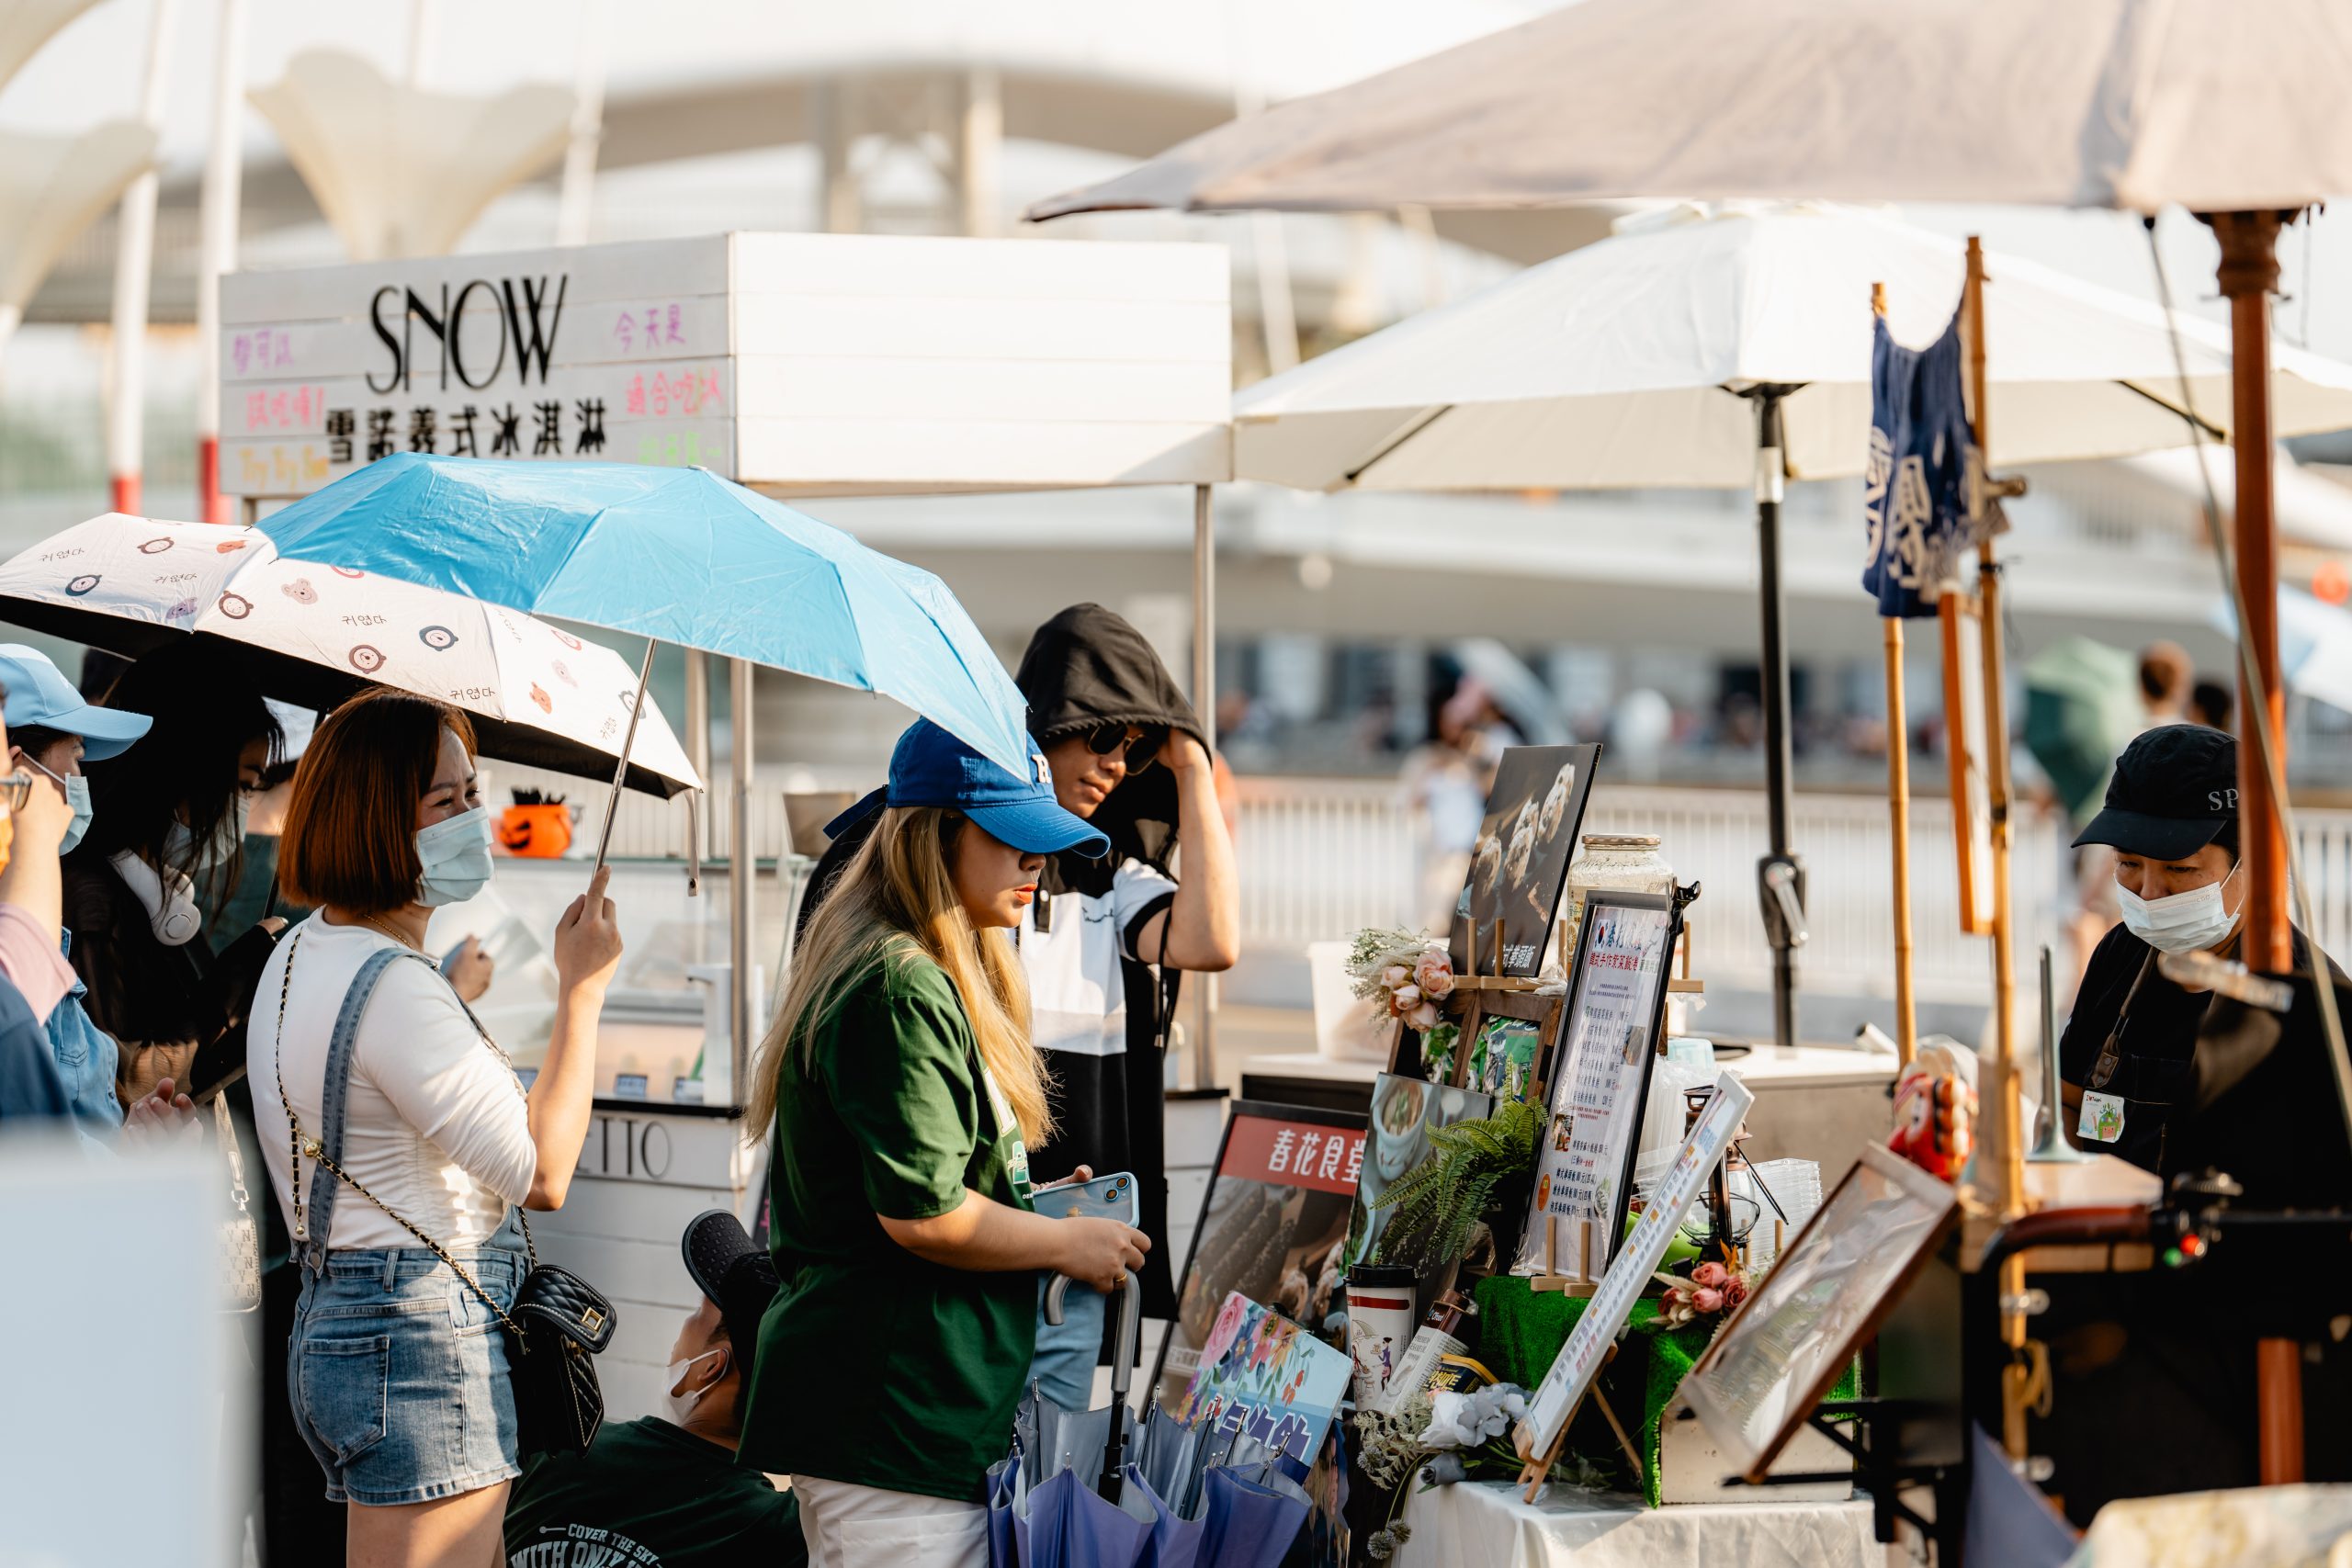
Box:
[259,454,1035,858]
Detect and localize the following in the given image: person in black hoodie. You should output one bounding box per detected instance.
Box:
[797,604,1237,1331]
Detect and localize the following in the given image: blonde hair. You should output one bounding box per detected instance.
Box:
[745,806,1052,1148]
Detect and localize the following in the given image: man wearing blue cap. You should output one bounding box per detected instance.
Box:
[0,646,155,1132]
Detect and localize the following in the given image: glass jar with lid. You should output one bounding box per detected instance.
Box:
[1560,834,1675,961]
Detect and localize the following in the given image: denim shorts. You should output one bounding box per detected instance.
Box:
[287,1240,524,1506]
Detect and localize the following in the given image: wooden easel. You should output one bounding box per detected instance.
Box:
[1527,1212,1598,1297]
[1515,1342,1646,1501]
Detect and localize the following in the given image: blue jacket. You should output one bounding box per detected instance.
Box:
[44,934,120,1135]
[0,970,70,1120]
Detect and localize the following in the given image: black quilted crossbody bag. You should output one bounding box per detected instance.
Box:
[273,931,617,1456]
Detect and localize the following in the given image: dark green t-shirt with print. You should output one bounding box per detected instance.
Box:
[503,1416,805,1567]
[736,945,1037,1501]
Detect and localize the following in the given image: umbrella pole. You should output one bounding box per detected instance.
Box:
[591,638,659,877]
[2211,209,2302,1486]
[1751,389,1804,1048]
[1191,481,1219,1090]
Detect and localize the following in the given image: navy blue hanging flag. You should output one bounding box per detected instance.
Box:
[1862,309,1993,618]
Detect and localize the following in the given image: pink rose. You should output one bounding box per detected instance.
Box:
[1383,964,1411,989]
[1724,1276,1748,1307]
[1692,1288,1724,1314]
[1691,1261,1729,1290]
[1414,951,1455,999]
[1392,983,1422,1011]
[1408,1000,1441,1031]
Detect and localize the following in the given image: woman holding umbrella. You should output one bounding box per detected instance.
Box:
[740,719,1150,1564]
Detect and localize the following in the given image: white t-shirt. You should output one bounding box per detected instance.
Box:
[1019,856,1177,1059]
[249,914,536,1251]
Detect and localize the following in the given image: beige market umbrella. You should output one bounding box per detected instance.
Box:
[0,120,157,352]
[1031,0,2352,219]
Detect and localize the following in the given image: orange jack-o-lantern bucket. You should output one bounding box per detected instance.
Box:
[498,803,573,859]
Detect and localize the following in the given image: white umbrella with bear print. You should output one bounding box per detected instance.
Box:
[0,513,701,801]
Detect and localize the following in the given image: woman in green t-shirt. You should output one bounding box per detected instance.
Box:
[738,720,1150,1564]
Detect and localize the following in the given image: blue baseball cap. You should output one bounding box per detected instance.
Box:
[0,645,151,760]
[829,719,1111,858]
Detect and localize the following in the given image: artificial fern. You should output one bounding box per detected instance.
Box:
[1371,1100,1541,1273]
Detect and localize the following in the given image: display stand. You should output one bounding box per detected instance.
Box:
[1729,1397,1964,1564]
[1515,1341,1645,1498]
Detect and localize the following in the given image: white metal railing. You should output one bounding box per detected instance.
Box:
[486,762,2352,1004]
[1233,775,2068,1006]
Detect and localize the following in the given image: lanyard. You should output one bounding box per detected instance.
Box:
[2087,950,2158,1091]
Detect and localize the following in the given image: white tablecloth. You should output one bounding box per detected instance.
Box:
[1397,1481,1880,1567]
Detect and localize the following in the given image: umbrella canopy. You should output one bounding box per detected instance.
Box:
[0,513,700,797]
[1233,208,2352,491]
[1032,0,2352,220]
[2022,637,2143,829]
[258,454,1035,779]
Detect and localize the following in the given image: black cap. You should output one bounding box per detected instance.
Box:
[682,1209,778,1356]
[2074,724,2239,860]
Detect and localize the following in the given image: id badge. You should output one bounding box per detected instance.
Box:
[2078,1089,2126,1145]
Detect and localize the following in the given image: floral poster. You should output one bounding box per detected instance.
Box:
[1170,1292,1353,1464]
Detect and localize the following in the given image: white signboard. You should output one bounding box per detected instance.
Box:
[220,232,1230,500]
[1516,1072,1755,1464]
[1514,893,1676,1279]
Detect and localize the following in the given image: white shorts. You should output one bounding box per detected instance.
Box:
[791,1474,989,1568]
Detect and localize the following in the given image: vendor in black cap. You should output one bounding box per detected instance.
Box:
[2061,723,2346,1180]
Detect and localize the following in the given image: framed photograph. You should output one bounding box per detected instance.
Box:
[1340,1075,1498,1324]
[1150,1100,1368,1411]
[1516,1074,1755,1465]
[1170,1292,1354,1464]
[1510,890,1680,1280]
[1450,743,1602,977]
[1940,593,1994,936]
[1678,1144,1962,1482]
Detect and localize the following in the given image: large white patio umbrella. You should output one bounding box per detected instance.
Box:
[1234,204,2352,1045]
[1237,207,2352,491]
[0,120,156,352]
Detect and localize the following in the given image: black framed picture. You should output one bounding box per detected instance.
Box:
[1150,1100,1370,1411]
[1511,888,1681,1280]
[1450,743,1602,977]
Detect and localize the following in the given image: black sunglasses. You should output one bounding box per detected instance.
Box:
[1085,724,1165,773]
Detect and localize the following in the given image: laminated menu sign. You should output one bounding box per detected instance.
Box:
[1153,1104,1367,1409]
[1513,892,1677,1278]
[1516,1073,1755,1465]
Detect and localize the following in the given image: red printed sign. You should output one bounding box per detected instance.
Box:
[1220,1113,1364,1196]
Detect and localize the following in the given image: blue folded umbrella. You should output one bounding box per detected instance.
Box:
[258,453,1034,778]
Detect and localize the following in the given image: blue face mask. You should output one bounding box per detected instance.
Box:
[414,806,494,908]
[24,756,91,854]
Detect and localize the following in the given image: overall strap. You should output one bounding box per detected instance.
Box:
[297,945,409,1270]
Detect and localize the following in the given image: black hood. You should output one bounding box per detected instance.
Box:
[1016,604,1206,873]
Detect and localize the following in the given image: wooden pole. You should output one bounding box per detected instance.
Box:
[1964,237,2036,1467]
[2210,208,2301,1485]
[1874,281,1918,1071]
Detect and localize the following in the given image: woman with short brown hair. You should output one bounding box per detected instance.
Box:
[251,687,623,1566]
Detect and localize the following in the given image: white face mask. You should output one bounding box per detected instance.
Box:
[662,1346,727,1426]
[164,795,249,873]
[414,806,494,908]
[2116,862,2242,954]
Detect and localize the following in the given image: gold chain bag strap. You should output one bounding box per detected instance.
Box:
[213,1094,261,1314]
[272,930,616,1456]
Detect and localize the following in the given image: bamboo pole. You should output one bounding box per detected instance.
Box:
[1874,281,1918,1070]
[1965,237,2034,1465]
